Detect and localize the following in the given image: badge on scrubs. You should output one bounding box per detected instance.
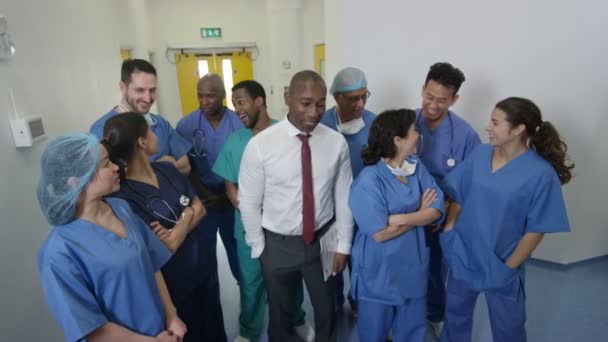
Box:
[447,158,456,167]
[179,195,191,206]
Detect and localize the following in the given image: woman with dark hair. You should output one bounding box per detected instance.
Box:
[349,109,445,342]
[37,133,185,342]
[103,112,227,342]
[440,97,573,342]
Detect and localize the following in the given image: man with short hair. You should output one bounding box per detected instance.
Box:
[213,80,313,342]
[176,74,242,284]
[239,71,354,342]
[415,62,481,337]
[90,58,191,175]
[321,67,376,313]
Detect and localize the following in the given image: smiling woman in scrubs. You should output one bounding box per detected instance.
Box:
[103,113,227,342]
[349,109,445,342]
[37,133,186,342]
[440,97,574,342]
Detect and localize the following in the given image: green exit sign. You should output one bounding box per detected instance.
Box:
[201,27,222,39]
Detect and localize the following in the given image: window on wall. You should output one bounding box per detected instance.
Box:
[198,60,209,78]
[222,59,234,110]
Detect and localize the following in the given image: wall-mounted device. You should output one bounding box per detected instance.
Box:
[10,116,46,148]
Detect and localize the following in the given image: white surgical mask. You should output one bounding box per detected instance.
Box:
[144,113,157,127]
[385,158,418,177]
[335,110,365,135]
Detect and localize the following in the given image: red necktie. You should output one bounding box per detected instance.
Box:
[298,133,314,244]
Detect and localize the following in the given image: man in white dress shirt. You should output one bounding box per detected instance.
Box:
[238,70,354,342]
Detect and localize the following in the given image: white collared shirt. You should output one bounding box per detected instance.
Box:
[238,118,354,258]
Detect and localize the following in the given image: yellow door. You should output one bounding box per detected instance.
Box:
[314,44,325,79]
[175,51,253,115]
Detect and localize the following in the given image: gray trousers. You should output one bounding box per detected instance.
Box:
[260,229,336,342]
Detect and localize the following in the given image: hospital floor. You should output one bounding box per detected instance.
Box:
[217,240,608,342]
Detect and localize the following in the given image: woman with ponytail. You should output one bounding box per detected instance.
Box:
[440,97,573,342]
[103,112,228,342]
[349,109,445,342]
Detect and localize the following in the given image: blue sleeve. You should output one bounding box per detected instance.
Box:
[38,253,107,342]
[416,161,446,224]
[111,198,171,269]
[525,171,570,233]
[212,134,238,184]
[175,116,190,140]
[130,214,172,269]
[442,146,478,203]
[159,117,191,159]
[113,200,172,272]
[89,119,104,140]
[463,129,482,159]
[348,171,388,236]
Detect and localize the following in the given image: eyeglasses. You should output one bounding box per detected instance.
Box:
[342,90,371,103]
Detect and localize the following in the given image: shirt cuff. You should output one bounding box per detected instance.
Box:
[248,236,266,258]
[336,239,351,255]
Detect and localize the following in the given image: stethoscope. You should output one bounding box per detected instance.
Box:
[125,164,191,226]
[190,107,237,157]
[415,111,456,167]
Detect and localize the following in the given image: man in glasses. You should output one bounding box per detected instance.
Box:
[415,62,481,338]
[320,67,376,315]
[176,73,243,286]
[90,58,191,175]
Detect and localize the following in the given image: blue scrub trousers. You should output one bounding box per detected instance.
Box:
[197,207,239,281]
[426,229,446,322]
[357,298,427,342]
[441,272,527,342]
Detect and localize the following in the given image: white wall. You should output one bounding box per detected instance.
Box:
[0,0,142,340]
[148,0,324,121]
[325,0,608,264]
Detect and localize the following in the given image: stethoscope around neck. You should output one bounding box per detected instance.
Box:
[415,111,456,167]
[190,107,234,158]
[124,164,191,226]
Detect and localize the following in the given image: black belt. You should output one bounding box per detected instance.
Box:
[264,215,336,242]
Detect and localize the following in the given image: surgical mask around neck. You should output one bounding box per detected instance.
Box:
[144,113,156,127]
[336,111,365,135]
[385,158,418,177]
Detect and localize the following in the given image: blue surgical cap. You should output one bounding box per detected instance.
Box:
[329,67,367,95]
[37,133,101,226]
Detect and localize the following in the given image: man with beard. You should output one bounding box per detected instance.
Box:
[213,80,314,342]
[90,58,191,175]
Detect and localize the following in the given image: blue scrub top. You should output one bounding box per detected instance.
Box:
[321,107,376,178]
[90,108,192,162]
[349,157,445,305]
[112,162,204,303]
[38,198,171,342]
[176,107,243,193]
[415,109,481,185]
[441,144,570,298]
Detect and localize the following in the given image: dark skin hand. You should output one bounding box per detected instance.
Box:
[188,171,231,210]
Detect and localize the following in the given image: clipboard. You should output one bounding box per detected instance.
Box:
[320,223,338,281]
